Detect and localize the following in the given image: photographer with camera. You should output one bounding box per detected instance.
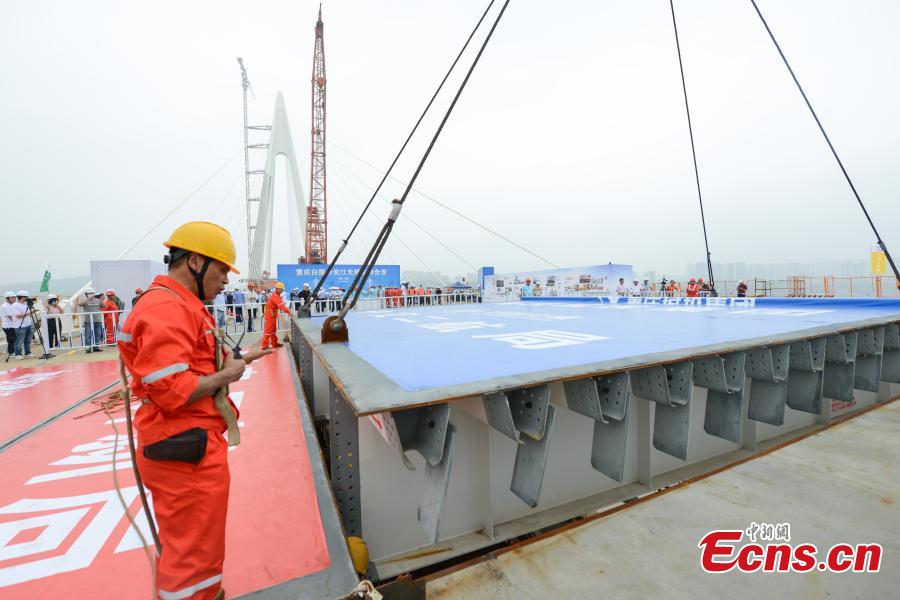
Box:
[11,290,35,360]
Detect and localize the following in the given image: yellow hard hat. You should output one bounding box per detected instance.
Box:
[164,222,240,274]
[275,282,285,290]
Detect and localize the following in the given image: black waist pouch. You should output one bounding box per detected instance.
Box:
[143,427,208,464]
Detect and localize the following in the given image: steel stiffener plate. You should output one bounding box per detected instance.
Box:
[482,392,520,443]
[510,405,557,507]
[590,412,629,482]
[418,423,457,544]
[786,369,824,414]
[854,355,883,393]
[823,362,856,401]
[508,385,551,441]
[563,378,604,421]
[748,379,788,426]
[857,326,885,356]
[394,404,451,466]
[704,387,743,443]
[596,372,630,421]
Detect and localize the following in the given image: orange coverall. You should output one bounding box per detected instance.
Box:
[100,298,118,344]
[261,291,291,349]
[118,274,239,600]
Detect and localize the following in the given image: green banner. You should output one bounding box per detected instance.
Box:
[39,269,51,293]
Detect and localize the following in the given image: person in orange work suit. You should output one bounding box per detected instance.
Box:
[101,289,119,344]
[118,221,272,600]
[261,281,291,349]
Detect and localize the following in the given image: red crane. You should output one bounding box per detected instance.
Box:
[306,5,328,264]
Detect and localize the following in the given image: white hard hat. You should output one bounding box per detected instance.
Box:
[17,290,29,297]
[738,279,744,284]
[47,293,58,300]
[4,291,15,298]
[303,283,309,288]
[85,287,96,294]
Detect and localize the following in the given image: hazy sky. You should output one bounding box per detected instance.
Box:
[2,0,898,284]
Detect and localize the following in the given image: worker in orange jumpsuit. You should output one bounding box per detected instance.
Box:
[686,278,700,298]
[118,222,271,600]
[101,289,120,344]
[261,281,291,349]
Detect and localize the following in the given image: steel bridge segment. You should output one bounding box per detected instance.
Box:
[297,300,900,576]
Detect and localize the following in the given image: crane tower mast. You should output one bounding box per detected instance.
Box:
[306,5,328,263]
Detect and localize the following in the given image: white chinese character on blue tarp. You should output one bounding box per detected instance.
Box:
[472,330,610,350]
[417,321,505,333]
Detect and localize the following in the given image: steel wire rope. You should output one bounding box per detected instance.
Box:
[116,148,243,260]
[329,171,448,283]
[330,140,560,269]
[748,0,900,289]
[339,0,513,319]
[328,179,401,267]
[329,157,478,272]
[210,172,245,221]
[669,0,715,287]
[309,0,498,300]
[329,167,451,282]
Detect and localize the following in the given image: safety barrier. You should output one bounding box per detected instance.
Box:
[14,292,495,354]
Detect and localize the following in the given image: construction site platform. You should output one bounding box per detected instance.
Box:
[0,349,357,599]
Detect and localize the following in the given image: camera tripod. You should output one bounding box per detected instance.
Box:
[5,304,53,362]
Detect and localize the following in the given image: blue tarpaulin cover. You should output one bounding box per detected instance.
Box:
[338,297,900,392]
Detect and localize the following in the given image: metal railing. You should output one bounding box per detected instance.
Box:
[479,275,900,300]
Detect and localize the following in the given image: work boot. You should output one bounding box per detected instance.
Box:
[86,348,93,354]
[273,343,284,348]
[93,347,103,352]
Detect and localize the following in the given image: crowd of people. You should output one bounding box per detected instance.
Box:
[508,276,750,299]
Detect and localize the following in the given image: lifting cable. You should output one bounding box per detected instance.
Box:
[308,0,498,300]
[335,0,513,322]
[749,0,900,289]
[330,142,560,269]
[669,0,715,288]
[117,148,242,260]
[329,156,479,272]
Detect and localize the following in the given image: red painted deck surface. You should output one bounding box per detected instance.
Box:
[0,348,330,597]
[0,361,120,443]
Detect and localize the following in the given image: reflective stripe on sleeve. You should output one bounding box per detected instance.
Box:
[116,331,132,342]
[158,574,222,600]
[142,362,189,384]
